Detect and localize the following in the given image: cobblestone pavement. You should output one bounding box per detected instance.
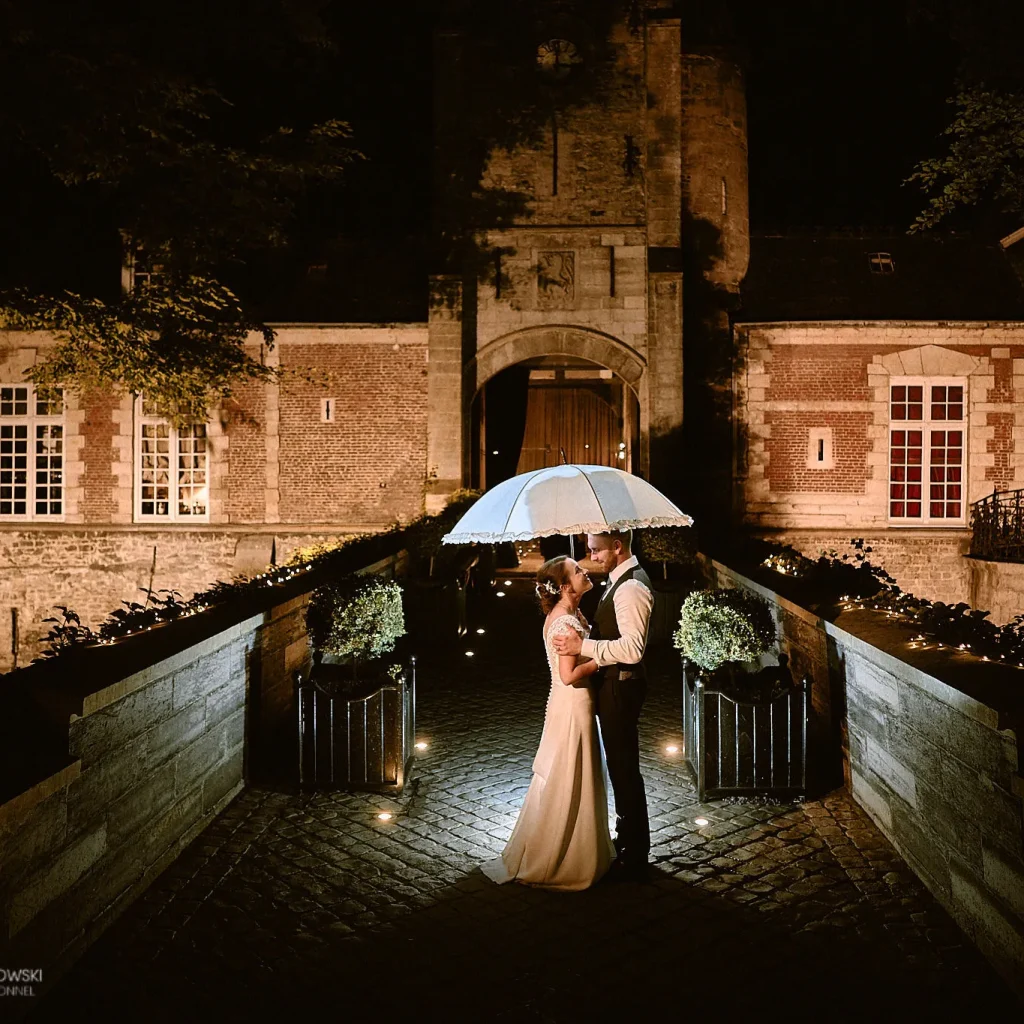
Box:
[30,584,1018,1022]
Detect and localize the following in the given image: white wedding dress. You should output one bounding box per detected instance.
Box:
[481,614,615,891]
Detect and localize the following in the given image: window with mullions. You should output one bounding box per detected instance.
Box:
[136,400,208,521]
[0,386,64,519]
[888,380,965,524]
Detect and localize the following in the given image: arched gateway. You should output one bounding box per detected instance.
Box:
[468,327,647,489]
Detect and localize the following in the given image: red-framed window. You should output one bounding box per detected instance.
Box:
[888,379,965,524]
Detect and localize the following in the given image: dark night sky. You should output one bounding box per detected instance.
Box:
[0,0,974,315]
[325,0,961,243]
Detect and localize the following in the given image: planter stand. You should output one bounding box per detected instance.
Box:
[681,658,809,801]
[296,656,416,792]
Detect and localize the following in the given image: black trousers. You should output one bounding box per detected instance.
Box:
[596,673,649,864]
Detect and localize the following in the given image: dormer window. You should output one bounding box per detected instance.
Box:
[868,252,895,274]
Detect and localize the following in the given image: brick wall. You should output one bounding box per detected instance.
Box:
[711,558,1024,999]
[0,324,431,669]
[764,411,874,494]
[736,323,1024,607]
[275,328,428,524]
[737,323,1024,531]
[223,373,268,523]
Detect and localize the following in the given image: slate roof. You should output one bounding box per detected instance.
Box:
[736,232,1024,323]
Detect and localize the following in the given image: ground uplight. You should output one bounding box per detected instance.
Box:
[694,817,709,827]
[377,812,393,822]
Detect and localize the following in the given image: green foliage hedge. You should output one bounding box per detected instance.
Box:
[306,578,405,660]
[673,588,777,672]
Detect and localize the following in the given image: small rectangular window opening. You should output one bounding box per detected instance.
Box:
[321,398,336,423]
[806,427,834,470]
[868,252,895,274]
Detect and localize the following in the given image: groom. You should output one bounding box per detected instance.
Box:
[553,529,653,880]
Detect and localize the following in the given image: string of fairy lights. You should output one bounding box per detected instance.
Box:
[760,551,1024,670]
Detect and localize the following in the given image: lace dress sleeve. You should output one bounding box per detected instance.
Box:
[547,615,587,643]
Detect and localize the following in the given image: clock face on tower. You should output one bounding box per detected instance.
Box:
[536,38,582,80]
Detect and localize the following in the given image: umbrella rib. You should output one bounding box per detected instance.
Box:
[575,466,611,528]
[501,467,547,536]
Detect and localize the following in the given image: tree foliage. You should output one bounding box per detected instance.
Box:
[0,0,360,417]
[906,0,1024,231]
[907,86,1024,232]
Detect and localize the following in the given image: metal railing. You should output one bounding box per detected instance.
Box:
[970,489,1024,563]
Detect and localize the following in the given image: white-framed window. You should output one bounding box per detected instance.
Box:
[888,378,966,525]
[0,385,64,520]
[135,399,209,521]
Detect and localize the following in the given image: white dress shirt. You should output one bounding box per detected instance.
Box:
[580,555,654,669]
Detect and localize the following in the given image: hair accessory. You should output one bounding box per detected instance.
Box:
[535,578,560,597]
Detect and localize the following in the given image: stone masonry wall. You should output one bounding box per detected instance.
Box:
[760,529,974,612]
[0,612,259,983]
[711,559,1024,997]
[0,527,372,672]
[0,553,396,997]
[968,557,1024,627]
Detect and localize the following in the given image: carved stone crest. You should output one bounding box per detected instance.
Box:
[536,251,575,309]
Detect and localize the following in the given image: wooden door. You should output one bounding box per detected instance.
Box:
[515,384,623,473]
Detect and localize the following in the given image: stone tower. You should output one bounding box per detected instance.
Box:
[426,2,749,516]
[679,46,750,533]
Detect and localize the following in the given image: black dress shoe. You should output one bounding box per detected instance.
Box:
[604,858,649,884]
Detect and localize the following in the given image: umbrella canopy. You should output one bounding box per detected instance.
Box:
[441,464,693,545]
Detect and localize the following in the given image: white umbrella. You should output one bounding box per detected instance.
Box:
[441,464,693,545]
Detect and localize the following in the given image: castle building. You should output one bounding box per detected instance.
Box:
[0,4,1022,668]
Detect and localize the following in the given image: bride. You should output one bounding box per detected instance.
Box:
[481,555,615,890]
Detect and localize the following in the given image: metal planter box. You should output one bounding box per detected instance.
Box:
[297,657,416,792]
[681,658,809,801]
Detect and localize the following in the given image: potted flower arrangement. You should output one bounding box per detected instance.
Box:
[298,575,415,791]
[674,587,809,800]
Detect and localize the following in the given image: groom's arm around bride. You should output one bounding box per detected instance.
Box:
[550,531,653,673]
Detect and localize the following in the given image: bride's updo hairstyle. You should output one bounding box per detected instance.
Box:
[535,556,571,615]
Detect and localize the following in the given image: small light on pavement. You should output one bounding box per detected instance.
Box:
[504,580,512,586]
[476,628,486,634]
[415,741,428,751]
[694,817,709,827]
[377,812,393,822]
[496,591,506,597]
[665,744,679,755]
[465,650,475,657]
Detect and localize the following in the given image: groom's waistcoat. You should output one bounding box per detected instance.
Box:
[591,564,652,683]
